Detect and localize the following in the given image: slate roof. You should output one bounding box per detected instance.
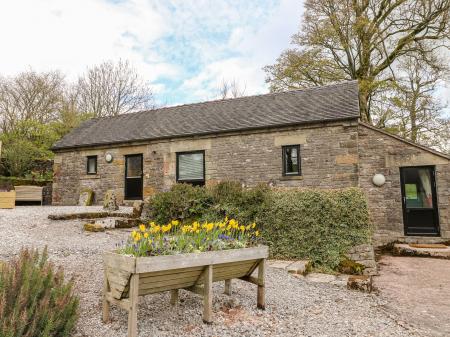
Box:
[52,81,360,150]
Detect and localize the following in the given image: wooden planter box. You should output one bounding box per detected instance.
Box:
[0,191,15,209]
[103,245,269,337]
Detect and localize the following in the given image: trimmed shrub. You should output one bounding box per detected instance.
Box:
[146,183,212,224]
[205,181,270,224]
[0,247,79,337]
[260,188,372,271]
[145,183,371,271]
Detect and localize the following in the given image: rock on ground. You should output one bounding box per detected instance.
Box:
[0,206,429,337]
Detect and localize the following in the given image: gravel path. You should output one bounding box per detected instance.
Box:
[0,206,426,337]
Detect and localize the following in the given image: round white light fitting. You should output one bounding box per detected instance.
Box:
[105,153,113,163]
[372,173,386,187]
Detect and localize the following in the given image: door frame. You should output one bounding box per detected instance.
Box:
[124,154,143,200]
[399,165,440,236]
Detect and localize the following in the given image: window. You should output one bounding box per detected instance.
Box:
[176,151,205,186]
[86,156,97,175]
[282,145,301,176]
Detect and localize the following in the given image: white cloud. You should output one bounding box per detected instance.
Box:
[0,0,303,104]
[179,0,304,102]
[0,0,174,81]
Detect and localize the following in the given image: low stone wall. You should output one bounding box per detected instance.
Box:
[347,244,377,276]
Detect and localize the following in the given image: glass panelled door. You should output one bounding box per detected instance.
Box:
[125,154,143,200]
[400,166,439,236]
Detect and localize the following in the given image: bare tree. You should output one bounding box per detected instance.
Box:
[76,60,154,117]
[389,55,449,152]
[0,70,65,132]
[217,79,246,99]
[265,0,450,123]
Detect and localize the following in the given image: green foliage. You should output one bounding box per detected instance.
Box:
[206,181,270,224]
[146,182,270,225]
[0,120,59,177]
[120,219,260,257]
[0,247,79,337]
[260,188,372,271]
[146,183,212,224]
[145,183,371,270]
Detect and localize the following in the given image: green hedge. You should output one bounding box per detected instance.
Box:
[260,188,371,270]
[0,176,52,190]
[146,183,371,270]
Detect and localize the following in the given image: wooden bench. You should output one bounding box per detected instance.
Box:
[103,246,268,337]
[0,190,16,209]
[14,185,43,205]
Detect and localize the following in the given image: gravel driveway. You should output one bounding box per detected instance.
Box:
[0,206,424,337]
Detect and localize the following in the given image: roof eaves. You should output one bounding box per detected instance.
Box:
[52,116,359,152]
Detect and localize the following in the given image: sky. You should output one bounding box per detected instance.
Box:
[0,0,304,106]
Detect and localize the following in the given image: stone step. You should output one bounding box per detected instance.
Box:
[393,243,450,259]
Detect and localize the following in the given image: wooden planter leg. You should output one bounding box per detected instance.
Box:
[170,289,179,306]
[128,274,139,337]
[102,270,111,323]
[203,265,213,324]
[257,259,266,310]
[224,279,232,296]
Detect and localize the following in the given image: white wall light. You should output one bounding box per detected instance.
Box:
[372,173,386,186]
[105,153,113,163]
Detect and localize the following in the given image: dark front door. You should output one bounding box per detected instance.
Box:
[125,154,143,200]
[400,166,439,236]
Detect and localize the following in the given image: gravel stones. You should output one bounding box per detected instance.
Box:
[0,206,426,337]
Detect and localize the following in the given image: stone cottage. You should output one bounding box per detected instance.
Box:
[52,81,449,246]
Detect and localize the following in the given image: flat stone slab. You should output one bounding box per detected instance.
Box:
[49,211,133,220]
[393,243,450,259]
[269,259,311,275]
[268,260,294,270]
[305,273,337,283]
[286,260,311,275]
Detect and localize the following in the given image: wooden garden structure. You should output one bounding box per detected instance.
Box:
[0,190,15,209]
[102,246,269,337]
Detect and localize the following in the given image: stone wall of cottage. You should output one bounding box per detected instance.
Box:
[357,124,450,246]
[52,121,360,205]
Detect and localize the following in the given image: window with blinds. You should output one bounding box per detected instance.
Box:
[176,151,205,185]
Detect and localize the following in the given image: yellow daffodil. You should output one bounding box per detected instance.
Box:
[251,222,256,229]
[134,233,142,242]
[171,220,179,226]
[143,232,149,239]
[150,222,156,227]
[246,225,251,230]
[131,230,137,238]
[240,225,245,232]
[139,224,146,232]
[255,230,260,237]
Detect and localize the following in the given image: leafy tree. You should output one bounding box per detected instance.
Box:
[0,120,59,176]
[265,0,450,132]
